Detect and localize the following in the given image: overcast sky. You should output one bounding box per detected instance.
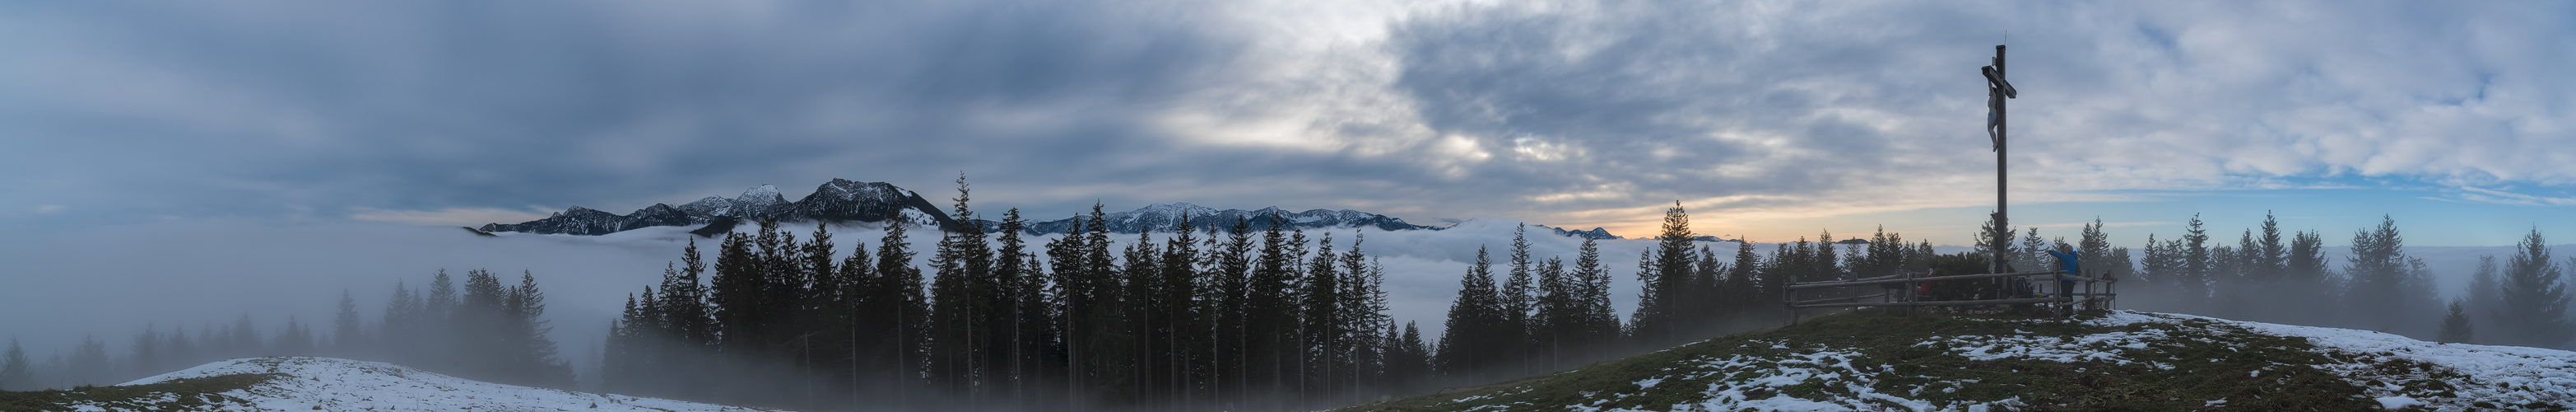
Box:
[6,0,2576,379]
[5,0,2574,246]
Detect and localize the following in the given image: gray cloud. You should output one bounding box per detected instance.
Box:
[1,0,2569,238]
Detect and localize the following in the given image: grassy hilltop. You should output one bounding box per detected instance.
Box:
[1349,311,2575,411]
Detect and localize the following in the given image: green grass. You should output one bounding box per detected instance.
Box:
[0,373,277,412]
[1347,311,2409,411]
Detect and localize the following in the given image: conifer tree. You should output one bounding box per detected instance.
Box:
[2499,228,2572,348]
[1244,213,1301,402]
[2439,298,2475,344]
[1206,216,1255,406]
[1388,321,1431,391]
[1572,237,1620,353]
[874,218,928,405]
[1724,239,1763,316]
[2255,213,2288,279]
[993,208,1051,403]
[1689,246,1724,331]
[1438,246,1500,379]
[2467,255,2504,335]
[2344,215,2420,333]
[424,269,457,361]
[1337,237,1388,399]
[507,271,571,386]
[1,338,29,391]
[1151,213,1202,407]
[928,176,996,396]
[710,227,764,353]
[1299,232,1341,397]
[381,281,420,362]
[1630,203,1696,344]
[797,221,838,385]
[2078,219,2113,279]
[130,325,160,377]
[2181,215,2211,300]
[335,289,364,357]
[2012,227,2048,277]
[663,238,715,347]
[70,335,109,386]
[1498,224,1535,375]
[1532,250,1574,372]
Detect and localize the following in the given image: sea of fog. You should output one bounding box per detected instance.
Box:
[2,218,2561,384]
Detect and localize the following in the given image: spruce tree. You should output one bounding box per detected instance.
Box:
[2439,298,2475,344]
[2499,228,2572,348]
[424,269,457,361]
[2467,255,2504,335]
[994,208,1050,403]
[1499,224,1535,375]
[507,271,570,386]
[1532,250,1574,372]
[1244,213,1300,402]
[1573,237,1620,353]
[70,335,109,386]
[1153,213,1203,407]
[663,238,715,347]
[2,338,30,391]
[2344,216,2416,333]
[1390,321,1431,391]
[1336,236,1388,400]
[130,325,160,377]
[710,228,764,353]
[1438,246,1500,379]
[1299,232,1341,398]
[1725,239,1763,317]
[2255,213,2287,279]
[875,217,927,406]
[334,289,364,357]
[1630,203,1696,344]
[2076,218,2113,280]
[2180,214,2211,302]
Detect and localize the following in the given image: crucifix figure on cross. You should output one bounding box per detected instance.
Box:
[1983,49,2017,151]
[1983,44,2018,276]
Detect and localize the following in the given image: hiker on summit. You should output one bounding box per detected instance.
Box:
[2045,244,2080,297]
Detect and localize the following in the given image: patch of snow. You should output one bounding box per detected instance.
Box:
[2374,396,2424,409]
[93,357,776,412]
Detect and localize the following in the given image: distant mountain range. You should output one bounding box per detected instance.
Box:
[478,179,959,236]
[473,179,1570,237]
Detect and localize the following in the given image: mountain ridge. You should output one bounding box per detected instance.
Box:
[475,180,1453,236]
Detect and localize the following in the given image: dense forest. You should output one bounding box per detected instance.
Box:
[7,180,2574,412]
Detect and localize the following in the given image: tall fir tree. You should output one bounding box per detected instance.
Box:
[1630,203,1696,344]
[2499,228,2572,348]
[2343,215,2420,333]
[333,289,364,357]
[2467,255,2505,336]
[1,338,29,391]
[1438,246,1500,379]
[1498,224,1535,376]
[2439,298,2475,344]
[1573,237,1620,354]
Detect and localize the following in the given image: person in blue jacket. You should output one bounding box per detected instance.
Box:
[2046,244,2080,297]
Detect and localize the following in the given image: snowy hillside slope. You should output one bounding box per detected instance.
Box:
[1356,311,2576,411]
[35,357,779,411]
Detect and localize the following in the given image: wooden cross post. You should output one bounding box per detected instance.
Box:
[1983,45,2018,277]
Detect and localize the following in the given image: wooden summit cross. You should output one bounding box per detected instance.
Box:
[1777,45,2114,323]
[1983,44,2017,276]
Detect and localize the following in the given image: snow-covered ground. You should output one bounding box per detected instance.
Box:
[77,357,780,411]
[1528,311,2576,412]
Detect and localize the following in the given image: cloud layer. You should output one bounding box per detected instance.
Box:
[1,0,2569,239]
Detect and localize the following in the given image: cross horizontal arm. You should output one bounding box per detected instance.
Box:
[1982,66,2017,98]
